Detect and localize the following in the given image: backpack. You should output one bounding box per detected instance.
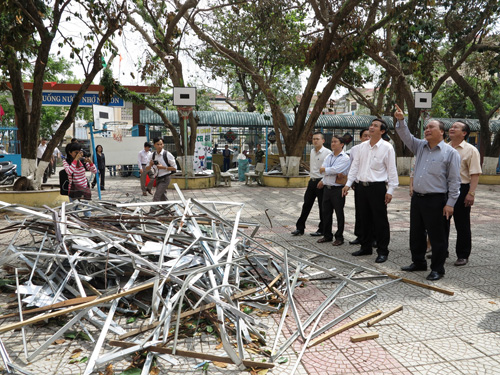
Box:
[59,169,69,195]
[152,151,175,175]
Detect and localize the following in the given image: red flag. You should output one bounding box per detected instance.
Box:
[0,104,5,119]
[47,82,57,87]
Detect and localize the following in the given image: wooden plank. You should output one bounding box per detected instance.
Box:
[350,331,379,343]
[308,310,382,348]
[384,273,454,296]
[0,281,155,334]
[0,296,98,320]
[119,273,283,340]
[109,340,274,369]
[367,305,403,327]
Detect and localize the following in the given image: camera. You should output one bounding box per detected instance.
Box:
[153,160,159,165]
[82,149,91,158]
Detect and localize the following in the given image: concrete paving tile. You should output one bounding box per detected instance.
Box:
[375,323,422,345]
[340,342,406,373]
[459,332,500,356]
[450,356,500,375]
[407,362,466,375]
[383,342,446,367]
[422,336,485,361]
[301,346,358,374]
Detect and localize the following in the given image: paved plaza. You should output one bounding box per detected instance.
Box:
[1,174,500,375]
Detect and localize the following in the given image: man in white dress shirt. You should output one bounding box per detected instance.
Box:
[348,128,370,245]
[292,132,331,236]
[342,119,398,263]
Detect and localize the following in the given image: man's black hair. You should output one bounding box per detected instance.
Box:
[372,118,388,134]
[153,137,162,145]
[455,120,471,140]
[359,128,369,138]
[313,131,325,139]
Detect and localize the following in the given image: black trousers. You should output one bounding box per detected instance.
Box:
[410,193,450,274]
[92,168,105,188]
[357,182,390,255]
[295,179,324,232]
[321,186,345,241]
[450,184,472,259]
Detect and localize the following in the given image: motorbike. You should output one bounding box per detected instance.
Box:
[0,161,17,185]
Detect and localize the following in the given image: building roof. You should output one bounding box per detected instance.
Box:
[140,110,500,132]
[140,110,393,129]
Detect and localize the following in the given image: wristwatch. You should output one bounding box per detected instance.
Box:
[468,191,475,196]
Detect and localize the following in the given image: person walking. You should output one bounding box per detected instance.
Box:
[448,120,482,267]
[91,145,106,190]
[146,137,177,207]
[317,135,351,245]
[138,142,154,196]
[394,104,461,281]
[342,118,398,264]
[291,132,331,237]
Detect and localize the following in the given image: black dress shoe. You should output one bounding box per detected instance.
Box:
[310,231,323,237]
[375,255,388,263]
[317,237,332,243]
[291,229,304,236]
[352,249,372,256]
[426,271,444,281]
[401,263,427,272]
[349,238,360,245]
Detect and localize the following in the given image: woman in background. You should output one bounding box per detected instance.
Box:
[91,144,106,190]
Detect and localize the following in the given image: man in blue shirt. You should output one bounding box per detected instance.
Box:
[394,104,461,281]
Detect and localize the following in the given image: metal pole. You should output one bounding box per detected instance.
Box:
[87,123,101,200]
[265,124,268,172]
[183,115,188,190]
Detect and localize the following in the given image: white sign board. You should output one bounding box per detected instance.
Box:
[92,136,147,165]
[173,87,196,106]
[92,104,115,130]
[414,92,432,109]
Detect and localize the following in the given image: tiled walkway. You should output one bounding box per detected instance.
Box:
[1,174,499,374]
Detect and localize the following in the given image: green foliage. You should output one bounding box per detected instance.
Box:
[40,106,65,139]
[431,80,500,118]
[193,0,306,112]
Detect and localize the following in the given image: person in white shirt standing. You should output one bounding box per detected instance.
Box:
[291,132,331,236]
[138,142,153,196]
[342,119,398,263]
[316,135,351,245]
[146,137,177,206]
[347,129,370,245]
[37,138,49,183]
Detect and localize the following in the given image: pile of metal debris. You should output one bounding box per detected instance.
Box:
[0,186,419,374]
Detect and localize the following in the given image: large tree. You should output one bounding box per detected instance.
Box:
[184,0,418,175]
[0,0,126,187]
[104,0,201,176]
[365,0,500,156]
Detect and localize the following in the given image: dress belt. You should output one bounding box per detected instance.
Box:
[324,185,343,189]
[413,192,446,198]
[310,177,322,182]
[358,181,385,187]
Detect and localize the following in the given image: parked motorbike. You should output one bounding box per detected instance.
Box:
[0,161,17,185]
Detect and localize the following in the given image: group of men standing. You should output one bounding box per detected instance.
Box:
[292,106,481,281]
